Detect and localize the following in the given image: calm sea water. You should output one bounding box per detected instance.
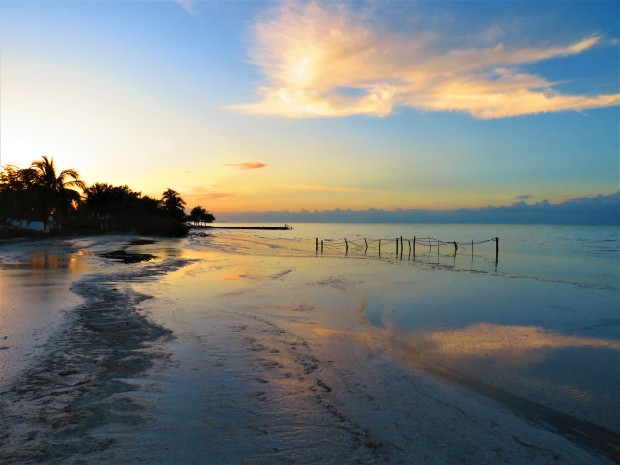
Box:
[205,222,620,291]
[1,224,618,442]
[192,222,620,433]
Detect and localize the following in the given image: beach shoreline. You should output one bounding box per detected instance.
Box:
[0,233,618,464]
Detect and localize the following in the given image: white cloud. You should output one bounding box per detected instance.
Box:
[230,2,619,119]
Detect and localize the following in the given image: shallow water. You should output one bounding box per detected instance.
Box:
[0,225,618,463]
[212,222,620,289]
[0,240,91,390]
[182,224,620,432]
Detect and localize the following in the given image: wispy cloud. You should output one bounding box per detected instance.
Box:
[183,186,238,206]
[230,2,619,119]
[200,192,238,200]
[174,0,194,14]
[286,184,388,194]
[225,162,268,170]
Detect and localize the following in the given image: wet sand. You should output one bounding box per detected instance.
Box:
[0,234,618,464]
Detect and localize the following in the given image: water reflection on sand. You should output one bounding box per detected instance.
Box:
[0,244,91,389]
[2,231,618,463]
[177,233,620,433]
[391,323,619,430]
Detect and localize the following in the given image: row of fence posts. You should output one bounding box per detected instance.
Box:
[315,236,499,264]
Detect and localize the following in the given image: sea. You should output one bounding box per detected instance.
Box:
[207,222,620,291]
[188,223,620,429]
[0,222,618,462]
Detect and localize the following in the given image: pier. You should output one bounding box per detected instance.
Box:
[191,224,292,230]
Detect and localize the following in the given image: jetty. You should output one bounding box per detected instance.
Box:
[190,224,292,230]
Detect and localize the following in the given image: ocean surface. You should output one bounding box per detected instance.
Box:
[188,223,620,429]
[1,223,619,463]
[208,222,620,290]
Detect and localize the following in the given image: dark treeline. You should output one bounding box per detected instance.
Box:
[0,156,214,237]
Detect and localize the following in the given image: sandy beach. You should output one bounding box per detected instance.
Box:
[0,233,618,464]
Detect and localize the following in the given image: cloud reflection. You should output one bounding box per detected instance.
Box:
[412,323,620,362]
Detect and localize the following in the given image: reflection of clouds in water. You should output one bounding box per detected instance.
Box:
[218,273,245,281]
[419,323,620,361]
[392,323,620,431]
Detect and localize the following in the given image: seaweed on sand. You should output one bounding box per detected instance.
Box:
[98,250,156,264]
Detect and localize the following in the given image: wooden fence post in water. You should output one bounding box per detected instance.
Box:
[316,238,318,253]
[413,236,416,258]
[321,240,324,254]
[495,237,499,264]
[454,241,458,255]
[345,238,349,253]
[396,238,399,255]
[471,239,474,260]
[364,238,368,251]
[379,240,381,255]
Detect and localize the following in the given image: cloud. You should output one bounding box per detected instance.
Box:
[215,191,620,224]
[225,162,268,170]
[515,195,533,200]
[230,2,619,119]
[200,192,238,200]
[174,0,194,14]
[182,186,238,206]
[285,184,387,194]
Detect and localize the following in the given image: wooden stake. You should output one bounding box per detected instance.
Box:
[495,237,499,264]
[321,240,323,254]
[364,238,368,250]
[316,237,319,253]
[345,238,349,253]
[396,238,399,254]
[413,236,416,258]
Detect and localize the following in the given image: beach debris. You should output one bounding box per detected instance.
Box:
[98,249,156,263]
[127,238,158,246]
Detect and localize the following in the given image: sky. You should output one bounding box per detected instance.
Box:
[1,0,618,216]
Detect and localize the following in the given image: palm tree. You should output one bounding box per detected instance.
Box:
[84,183,114,229]
[161,188,186,221]
[30,155,86,230]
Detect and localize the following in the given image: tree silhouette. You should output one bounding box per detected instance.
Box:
[189,205,215,225]
[161,188,186,221]
[0,165,39,223]
[2,158,192,237]
[30,156,86,230]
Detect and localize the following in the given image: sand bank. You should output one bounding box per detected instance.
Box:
[0,234,618,464]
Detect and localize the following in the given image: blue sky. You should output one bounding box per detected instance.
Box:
[1,0,618,214]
